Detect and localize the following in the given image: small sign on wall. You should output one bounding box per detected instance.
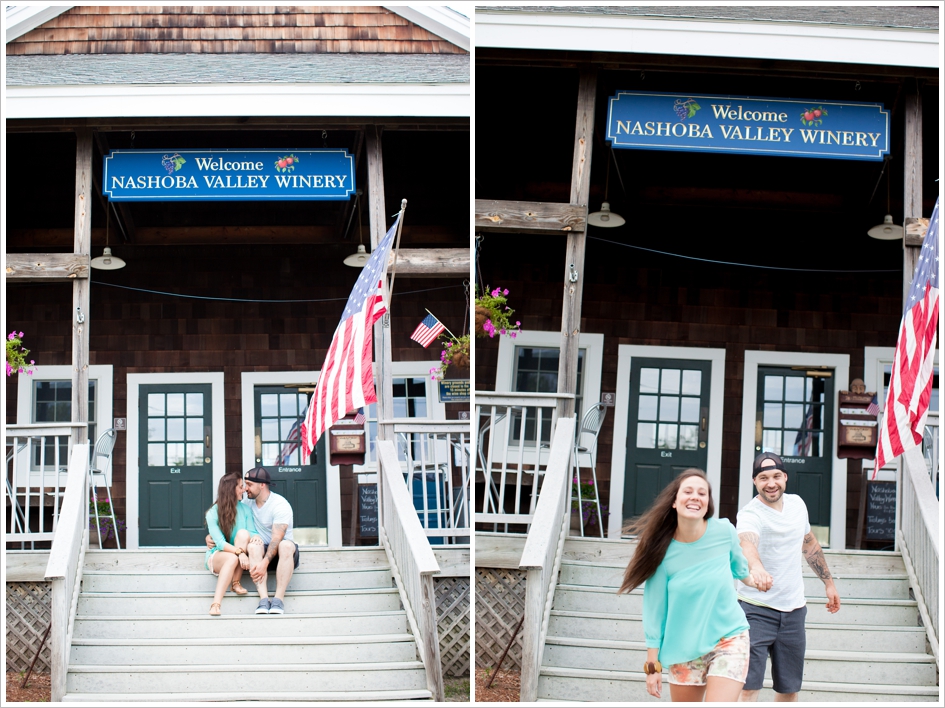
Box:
[113,418,126,431]
[438,380,470,403]
[601,393,616,407]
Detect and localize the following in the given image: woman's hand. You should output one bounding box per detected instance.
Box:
[645,671,661,698]
[239,552,249,571]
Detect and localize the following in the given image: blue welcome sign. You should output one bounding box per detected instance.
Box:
[607,92,889,161]
[103,149,356,201]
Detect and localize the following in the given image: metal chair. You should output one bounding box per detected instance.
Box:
[476,411,507,521]
[571,403,608,537]
[89,428,120,549]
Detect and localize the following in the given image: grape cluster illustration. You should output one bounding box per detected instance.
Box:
[673,98,701,121]
[161,153,186,174]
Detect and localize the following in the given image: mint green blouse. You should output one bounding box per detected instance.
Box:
[643,517,750,666]
[205,503,257,570]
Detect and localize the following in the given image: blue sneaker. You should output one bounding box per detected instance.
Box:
[269,598,285,615]
[255,598,271,615]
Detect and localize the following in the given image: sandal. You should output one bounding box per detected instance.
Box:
[231,580,248,596]
[209,603,222,616]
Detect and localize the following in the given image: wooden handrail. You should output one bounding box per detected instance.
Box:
[377,439,444,701]
[518,417,576,702]
[44,443,89,702]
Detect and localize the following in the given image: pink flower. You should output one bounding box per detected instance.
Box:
[7,333,15,341]
[515,321,521,326]
[503,289,509,295]
[18,332,24,338]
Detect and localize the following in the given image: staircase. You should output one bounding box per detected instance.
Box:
[62,547,433,702]
[535,538,939,702]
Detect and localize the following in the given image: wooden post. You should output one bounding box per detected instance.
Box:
[557,69,596,420]
[73,130,93,445]
[365,126,394,439]
[902,90,922,307]
[519,566,545,702]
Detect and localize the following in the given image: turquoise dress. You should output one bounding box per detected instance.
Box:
[205,503,258,570]
[642,517,750,666]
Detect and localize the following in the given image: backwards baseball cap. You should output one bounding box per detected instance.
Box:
[244,467,271,485]
[752,452,786,479]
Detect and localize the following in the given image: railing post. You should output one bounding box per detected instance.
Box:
[48,578,67,701]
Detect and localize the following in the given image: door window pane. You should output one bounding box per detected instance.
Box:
[186,393,203,416]
[638,395,658,421]
[640,368,660,394]
[784,404,804,429]
[187,418,203,441]
[764,376,783,401]
[659,396,679,422]
[166,418,185,441]
[148,419,165,442]
[763,403,782,428]
[637,422,657,449]
[680,397,700,423]
[167,393,185,416]
[784,377,805,401]
[166,443,185,467]
[148,393,165,417]
[260,394,278,417]
[148,444,165,466]
[762,429,782,454]
[679,425,699,450]
[660,369,680,395]
[186,443,205,466]
[658,424,678,449]
[681,370,701,396]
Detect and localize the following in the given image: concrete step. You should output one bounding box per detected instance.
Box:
[541,638,938,686]
[558,562,913,599]
[63,689,433,702]
[545,611,928,653]
[70,635,419,666]
[73,610,408,640]
[80,567,393,593]
[83,547,389,573]
[66,662,427,694]
[551,585,920,625]
[77,587,402,616]
[536,668,939,702]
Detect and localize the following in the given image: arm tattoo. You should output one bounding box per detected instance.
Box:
[740,531,760,547]
[265,524,289,561]
[803,534,833,583]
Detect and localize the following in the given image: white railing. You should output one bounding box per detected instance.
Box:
[6,423,86,549]
[376,439,444,702]
[390,419,471,546]
[898,446,939,668]
[44,442,90,702]
[475,392,573,531]
[518,417,576,702]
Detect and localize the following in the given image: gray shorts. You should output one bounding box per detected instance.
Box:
[739,601,806,693]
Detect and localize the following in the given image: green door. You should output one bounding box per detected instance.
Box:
[624,358,712,518]
[754,367,833,531]
[139,384,213,546]
[254,387,328,546]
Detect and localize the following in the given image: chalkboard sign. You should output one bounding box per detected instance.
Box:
[866,480,896,541]
[359,484,378,538]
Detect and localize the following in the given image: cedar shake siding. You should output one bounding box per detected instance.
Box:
[7,6,467,55]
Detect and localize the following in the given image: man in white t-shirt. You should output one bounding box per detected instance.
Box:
[736,452,840,702]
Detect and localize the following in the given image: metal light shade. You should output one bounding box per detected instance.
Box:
[343,244,369,267]
[867,214,903,240]
[587,202,625,228]
[90,247,126,270]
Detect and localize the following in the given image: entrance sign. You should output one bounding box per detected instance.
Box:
[103,149,356,201]
[607,92,889,161]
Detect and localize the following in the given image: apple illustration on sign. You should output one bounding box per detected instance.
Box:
[799,106,828,127]
[274,154,300,173]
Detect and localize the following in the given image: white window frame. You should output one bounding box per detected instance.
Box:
[16,364,114,483]
[126,372,226,549]
[739,351,849,549]
[610,346,726,539]
[495,330,605,461]
[864,346,939,482]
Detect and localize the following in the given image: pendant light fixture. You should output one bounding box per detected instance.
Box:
[867,158,903,240]
[343,192,370,267]
[587,146,625,228]
[90,204,126,270]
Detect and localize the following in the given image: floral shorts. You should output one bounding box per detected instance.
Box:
[668,630,751,686]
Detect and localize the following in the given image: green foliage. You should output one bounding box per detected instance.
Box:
[475,286,521,339]
[430,334,470,380]
[6,331,35,377]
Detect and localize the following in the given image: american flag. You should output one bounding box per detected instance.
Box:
[353,408,366,425]
[874,197,939,477]
[866,394,879,417]
[300,214,400,460]
[793,401,816,456]
[278,416,303,465]
[410,313,446,348]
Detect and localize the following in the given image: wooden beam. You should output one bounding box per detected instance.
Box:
[475,199,586,234]
[73,129,93,446]
[904,217,929,247]
[557,68,596,420]
[386,248,469,276]
[6,225,466,248]
[902,90,922,306]
[7,116,470,133]
[5,253,90,281]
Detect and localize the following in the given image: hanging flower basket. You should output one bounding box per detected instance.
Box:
[6,331,35,377]
[430,334,470,381]
[474,286,522,339]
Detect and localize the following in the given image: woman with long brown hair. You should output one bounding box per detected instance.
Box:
[205,472,258,615]
[619,468,763,702]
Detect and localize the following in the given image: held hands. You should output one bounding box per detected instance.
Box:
[645,672,661,699]
[748,565,773,592]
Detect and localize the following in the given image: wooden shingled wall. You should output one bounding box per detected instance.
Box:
[7,6,467,55]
